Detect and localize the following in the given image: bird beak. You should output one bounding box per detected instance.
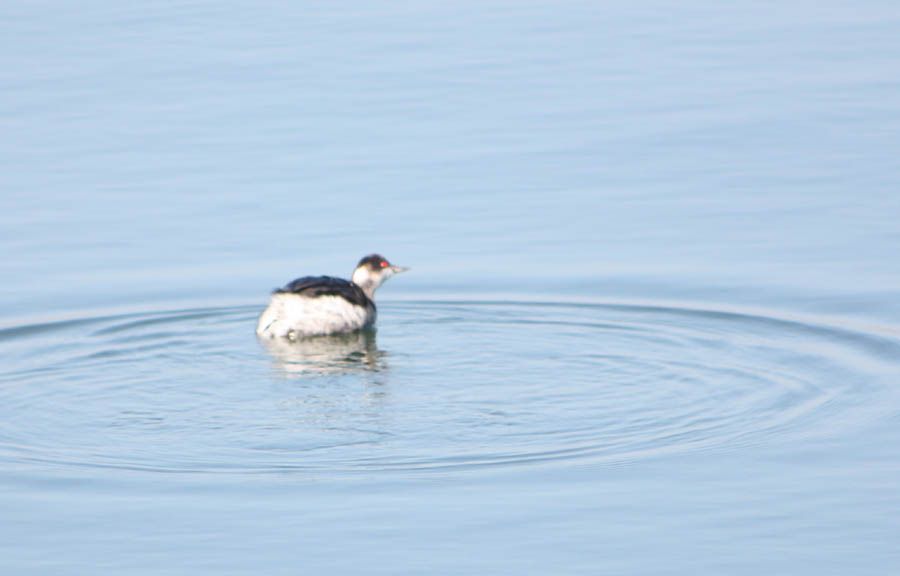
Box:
[390,265,409,274]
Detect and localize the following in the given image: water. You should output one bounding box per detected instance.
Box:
[2,2,900,574]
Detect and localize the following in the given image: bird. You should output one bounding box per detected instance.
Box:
[256,254,408,339]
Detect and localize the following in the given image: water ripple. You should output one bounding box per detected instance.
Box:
[0,299,898,476]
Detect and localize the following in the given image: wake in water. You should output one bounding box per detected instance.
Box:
[1,299,898,475]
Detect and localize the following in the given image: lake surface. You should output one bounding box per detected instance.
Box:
[2,2,900,574]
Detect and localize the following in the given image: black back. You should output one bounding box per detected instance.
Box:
[275,276,372,308]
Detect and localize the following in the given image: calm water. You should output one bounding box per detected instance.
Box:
[3,2,900,574]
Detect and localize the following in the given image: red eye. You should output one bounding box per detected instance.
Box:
[380,261,389,268]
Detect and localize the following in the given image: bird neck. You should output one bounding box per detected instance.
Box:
[356,279,378,300]
[351,268,380,299]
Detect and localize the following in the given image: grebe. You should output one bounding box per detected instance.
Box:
[256,254,408,339]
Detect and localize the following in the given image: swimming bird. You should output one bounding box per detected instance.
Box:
[256,254,408,339]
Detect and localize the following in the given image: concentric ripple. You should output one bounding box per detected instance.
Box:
[1,299,898,476]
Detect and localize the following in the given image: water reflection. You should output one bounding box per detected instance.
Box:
[258,329,384,377]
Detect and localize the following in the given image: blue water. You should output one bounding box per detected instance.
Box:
[3,2,900,574]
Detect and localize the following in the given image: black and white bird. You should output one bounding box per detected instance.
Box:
[256,254,408,339]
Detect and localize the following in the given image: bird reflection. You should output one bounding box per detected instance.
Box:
[259,329,385,376]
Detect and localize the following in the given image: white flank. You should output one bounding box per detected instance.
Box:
[256,294,375,338]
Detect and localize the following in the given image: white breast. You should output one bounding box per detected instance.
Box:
[256,293,375,338]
